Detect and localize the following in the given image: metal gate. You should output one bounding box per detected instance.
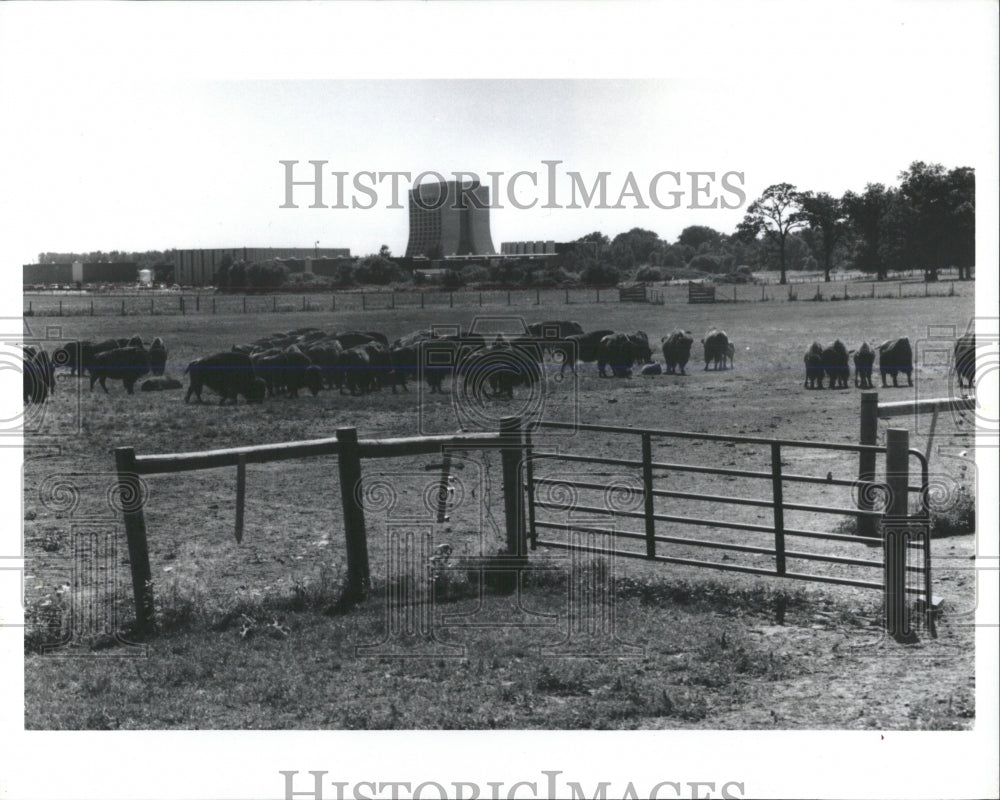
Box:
[522,421,934,638]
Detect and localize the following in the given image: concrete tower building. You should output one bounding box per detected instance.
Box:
[405,180,496,258]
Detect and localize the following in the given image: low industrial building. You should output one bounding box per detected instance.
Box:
[23,261,139,287]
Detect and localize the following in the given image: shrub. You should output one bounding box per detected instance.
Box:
[579,262,621,286]
[354,255,405,286]
[441,269,465,289]
[635,266,664,283]
[688,254,724,274]
[460,264,491,285]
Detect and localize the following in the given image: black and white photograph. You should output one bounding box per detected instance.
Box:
[2,3,998,799]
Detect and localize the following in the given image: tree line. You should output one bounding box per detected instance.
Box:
[37,161,973,290]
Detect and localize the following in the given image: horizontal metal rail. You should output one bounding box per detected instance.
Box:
[535,539,886,591]
[530,452,926,494]
[534,520,925,573]
[531,475,884,518]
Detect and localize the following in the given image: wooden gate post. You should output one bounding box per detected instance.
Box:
[858,391,879,538]
[500,416,525,557]
[114,447,154,635]
[884,427,917,643]
[336,427,370,602]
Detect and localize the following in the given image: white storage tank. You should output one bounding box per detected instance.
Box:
[138,268,153,287]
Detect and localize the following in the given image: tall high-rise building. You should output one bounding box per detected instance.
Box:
[405,180,496,258]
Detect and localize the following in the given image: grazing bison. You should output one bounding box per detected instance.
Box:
[627,331,653,366]
[557,329,614,376]
[140,377,183,391]
[51,340,92,377]
[458,336,541,399]
[853,342,875,388]
[597,333,636,378]
[527,320,584,339]
[661,330,694,375]
[804,342,824,389]
[954,333,975,390]
[149,337,167,376]
[185,352,265,405]
[702,329,730,370]
[22,345,55,403]
[878,337,913,387]
[821,340,850,389]
[340,345,374,395]
[389,344,419,393]
[89,347,151,394]
[304,341,344,390]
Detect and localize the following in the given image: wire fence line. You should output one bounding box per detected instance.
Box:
[24,276,973,318]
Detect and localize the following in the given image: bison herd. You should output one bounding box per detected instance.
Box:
[21,322,978,406]
[803,337,922,390]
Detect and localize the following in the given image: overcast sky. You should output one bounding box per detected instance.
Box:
[1,4,996,262]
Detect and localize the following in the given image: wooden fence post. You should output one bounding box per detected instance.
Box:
[858,391,880,538]
[500,416,525,556]
[234,454,246,543]
[243,296,247,314]
[114,447,154,635]
[770,442,786,575]
[336,427,369,602]
[449,291,454,308]
[212,297,216,314]
[59,300,63,316]
[90,300,94,316]
[507,290,511,306]
[121,299,125,316]
[420,292,424,309]
[196,294,200,312]
[180,296,185,315]
[884,428,916,642]
[362,292,366,311]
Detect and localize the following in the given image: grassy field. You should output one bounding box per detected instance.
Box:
[21,291,978,729]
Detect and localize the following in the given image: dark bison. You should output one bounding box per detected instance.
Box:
[149,337,167,376]
[89,347,151,394]
[804,342,824,389]
[702,329,730,370]
[527,320,584,339]
[51,340,92,377]
[597,333,636,378]
[725,342,736,369]
[557,329,614,376]
[853,342,875,388]
[22,345,55,403]
[304,341,344,390]
[253,348,322,398]
[627,331,653,366]
[878,337,913,387]
[457,336,541,399]
[389,344,419,393]
[821,340,850,389]
[339,345,375,395]
[185,352,266,405]
[661,330,694,375]
[954,333,975,390]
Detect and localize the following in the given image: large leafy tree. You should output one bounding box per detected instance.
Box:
[677,225,722,251]
[842,183,891,280]
[797,191,846,282]
[737,183,806,284]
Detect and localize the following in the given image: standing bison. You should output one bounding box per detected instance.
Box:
[89,347,151,394]
[954,333,975,390]
[597,333,636,378]
[149,337,167,377]
[804,342,824,389]
[853,342,875,388]
[22,345,55,403]
[661,330,694,375]
[185,352,266,405]
[557,329,614,376]
[702,330,730,370]
[821,340,850,389]
[878,337,914,387]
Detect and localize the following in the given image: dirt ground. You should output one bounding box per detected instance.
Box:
[21,292,980,728]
